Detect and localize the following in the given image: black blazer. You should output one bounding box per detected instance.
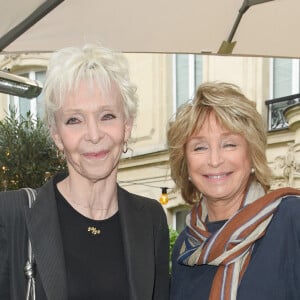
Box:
[0,176,170,300]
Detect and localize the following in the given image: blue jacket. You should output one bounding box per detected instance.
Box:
[171,196,300,300]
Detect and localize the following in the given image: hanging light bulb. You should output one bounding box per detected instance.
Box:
[159,187,169,205]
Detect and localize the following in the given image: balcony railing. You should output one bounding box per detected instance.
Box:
[265,93,300,131]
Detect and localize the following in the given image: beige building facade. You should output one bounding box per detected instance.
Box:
[0,52,299,231]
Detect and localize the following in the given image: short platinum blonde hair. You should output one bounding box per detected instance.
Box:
[167,81,272,204]
[43,43,138,127]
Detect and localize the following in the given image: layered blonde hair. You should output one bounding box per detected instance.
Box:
[167,82,272,204]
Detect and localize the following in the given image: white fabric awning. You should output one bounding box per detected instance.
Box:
[0,0,299,58]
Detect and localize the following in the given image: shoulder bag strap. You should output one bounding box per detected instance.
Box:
[23,188,37,300]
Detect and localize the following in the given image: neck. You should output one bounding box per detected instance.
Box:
[204,195,244,222]
[57,175,118,220]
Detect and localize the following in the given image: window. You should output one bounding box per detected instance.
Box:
[172,207,190,233]
[272,58,300,98]
[9,70,45,119]
[173,54,203,108]
[268,58,300,130]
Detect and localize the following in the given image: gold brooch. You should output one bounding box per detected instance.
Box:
[88,226,101,235]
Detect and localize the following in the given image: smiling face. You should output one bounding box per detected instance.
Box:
[185,112,252,211]
[51,81,132,183]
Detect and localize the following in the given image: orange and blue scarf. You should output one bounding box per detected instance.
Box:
[178,181,300,300]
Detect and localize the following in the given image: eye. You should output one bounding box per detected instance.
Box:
[102,113,116,121]
[191,142,208,152]
[194,145,207,151]
[223,142,237,148]
[66,117,80,125]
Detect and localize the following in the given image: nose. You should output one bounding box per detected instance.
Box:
[85,118,104,143]
[208,147,224,167]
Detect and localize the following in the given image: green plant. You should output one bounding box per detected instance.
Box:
[169,227,179,272]
[0,108,66,190]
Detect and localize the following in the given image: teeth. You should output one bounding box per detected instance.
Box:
[208,174,225,179]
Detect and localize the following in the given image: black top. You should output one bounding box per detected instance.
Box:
[55,179,129,300]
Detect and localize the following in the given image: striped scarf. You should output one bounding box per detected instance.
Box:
[178,180,300,300]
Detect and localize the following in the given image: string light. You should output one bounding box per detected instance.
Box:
[159,187,169,205]
[118,180,171,205]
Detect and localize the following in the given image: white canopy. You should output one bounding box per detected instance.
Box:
[0,0,299,58]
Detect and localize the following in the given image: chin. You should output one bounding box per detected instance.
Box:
[89,171,113,180]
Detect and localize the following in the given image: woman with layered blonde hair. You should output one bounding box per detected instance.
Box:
[169,82,300,300]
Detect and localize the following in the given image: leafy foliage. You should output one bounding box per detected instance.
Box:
[169,227,179,272]
[0,108,66,190]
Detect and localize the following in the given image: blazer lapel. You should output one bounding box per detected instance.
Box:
[24,178,68,300]
[118,186,155,300]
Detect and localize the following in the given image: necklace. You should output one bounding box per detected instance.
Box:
[88,226,101,235]
[70,199,112,211]
[59,180,116,211]
[71,200,116,236]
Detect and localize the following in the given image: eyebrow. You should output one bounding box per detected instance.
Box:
[61,105,118,114]
[189,131,239,140]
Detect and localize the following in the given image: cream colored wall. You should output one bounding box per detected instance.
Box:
[203,55,271,114]
[117,54,174,223]
[124,53,173,155]
[0,53,50,76]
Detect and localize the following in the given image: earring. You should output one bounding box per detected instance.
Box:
[56,149,65,161]
[123,142,128,154]
[251,167,255,174]
[188,176,192,182]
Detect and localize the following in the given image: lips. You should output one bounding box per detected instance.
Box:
[82,150,109,159]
